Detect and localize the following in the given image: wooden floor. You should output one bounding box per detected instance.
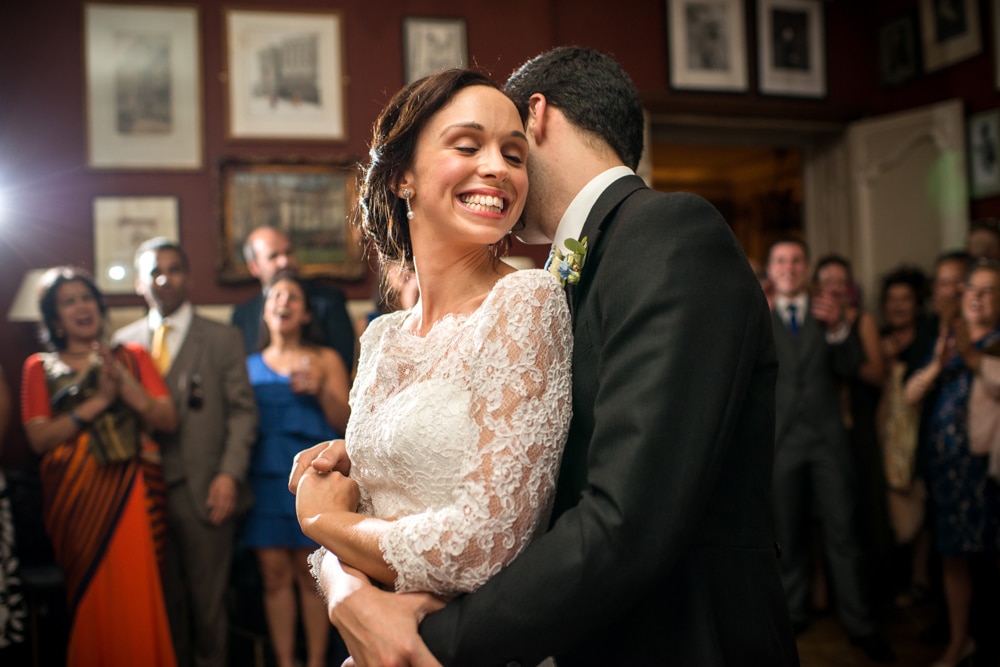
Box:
[795,600,999,667]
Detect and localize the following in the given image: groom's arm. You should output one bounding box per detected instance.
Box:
[418,194,770,664]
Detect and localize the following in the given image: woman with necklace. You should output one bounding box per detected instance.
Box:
[20,266,177,666]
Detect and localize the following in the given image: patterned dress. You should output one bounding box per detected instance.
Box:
[924,327,1000,556]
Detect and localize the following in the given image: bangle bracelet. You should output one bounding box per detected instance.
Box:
[69,410,89,429]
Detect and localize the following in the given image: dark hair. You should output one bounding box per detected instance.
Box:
[813,254,853,283]
[36,266,107,351]
[134,236,189,273]
[970,217,1000,238]
[934,249,972,272]
[504,46,644,170]
[968,257,1000,282]
[356,68,515,269]
[259,271,325,350]
[879,265,928,308]
[766,236,810,263]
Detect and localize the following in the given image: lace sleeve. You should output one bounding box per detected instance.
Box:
[380,271,573,597]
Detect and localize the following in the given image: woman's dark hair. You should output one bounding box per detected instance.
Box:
[879,265,928,309]
[813,254,853,284]
[36,266,107,351]
[355,68,519,271]
[258,271,325,350]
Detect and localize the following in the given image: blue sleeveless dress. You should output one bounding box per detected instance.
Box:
[243,353,339,548]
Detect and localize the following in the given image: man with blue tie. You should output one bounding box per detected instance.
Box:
[766,237,896,663]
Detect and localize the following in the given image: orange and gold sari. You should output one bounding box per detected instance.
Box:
[21,344,175,667]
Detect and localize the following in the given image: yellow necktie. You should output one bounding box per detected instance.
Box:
[151,322,171,375]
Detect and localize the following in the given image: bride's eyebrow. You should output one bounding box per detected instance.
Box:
[440,122,527,142]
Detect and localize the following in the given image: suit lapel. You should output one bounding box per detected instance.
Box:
[168,317,203,420]
[569,175,648,315]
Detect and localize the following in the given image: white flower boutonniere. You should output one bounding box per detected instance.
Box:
[547,237,588,287]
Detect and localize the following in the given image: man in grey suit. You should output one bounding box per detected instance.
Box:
[115,238,258,667]
[766,237,895,663]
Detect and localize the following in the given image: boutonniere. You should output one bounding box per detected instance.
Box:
[547,237,588,287]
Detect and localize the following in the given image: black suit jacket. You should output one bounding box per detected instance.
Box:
[420,176,799,666]
[231,281,355,370]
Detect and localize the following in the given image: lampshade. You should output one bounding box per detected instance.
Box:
[7,268,46,322]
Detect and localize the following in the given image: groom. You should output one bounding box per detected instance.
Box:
[292,47,799,666]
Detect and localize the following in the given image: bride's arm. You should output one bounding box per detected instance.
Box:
[297,275,572,596]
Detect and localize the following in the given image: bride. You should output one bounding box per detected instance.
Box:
[293,69,572,617]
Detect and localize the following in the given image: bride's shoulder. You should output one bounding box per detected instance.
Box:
[491,268,562,296]
[481,269,566,319]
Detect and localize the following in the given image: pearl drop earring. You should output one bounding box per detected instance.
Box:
[403,189,414,220]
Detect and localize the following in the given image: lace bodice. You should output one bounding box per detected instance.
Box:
[346,269,573,597]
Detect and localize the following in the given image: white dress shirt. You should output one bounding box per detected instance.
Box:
[146,301,193,364]
[548,165,634,253]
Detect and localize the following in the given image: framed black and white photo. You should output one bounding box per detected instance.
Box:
[757,0,826,97]
[225,9,346,141]
[993,0,1000,89]
[403,17,467,83]
[217,158,364,283]
[879,11,922,87]
[969,109,1000,199]
[667,0,748,91]
[918,0,982,72]
[93,196,179,293]
[84,4,202,170]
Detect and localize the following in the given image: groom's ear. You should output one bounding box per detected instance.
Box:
[526,93,548,142]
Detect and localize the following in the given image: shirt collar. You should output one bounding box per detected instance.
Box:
[148,301,193,333]
[774,292,809,320]
[549,165,634,253]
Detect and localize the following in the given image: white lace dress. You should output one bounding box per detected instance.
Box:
[325,269,572,598]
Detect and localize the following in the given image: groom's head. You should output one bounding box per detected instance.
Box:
[504,47,644,244]
[504,47,644,171]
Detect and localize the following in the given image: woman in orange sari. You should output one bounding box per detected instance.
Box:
[20,267,177,667]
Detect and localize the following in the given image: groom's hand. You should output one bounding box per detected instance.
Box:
[289,439,351,493]
[318,550,445,667]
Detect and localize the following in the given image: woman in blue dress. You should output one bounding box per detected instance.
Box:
[244,272,350,667]
[905,260,1000,667]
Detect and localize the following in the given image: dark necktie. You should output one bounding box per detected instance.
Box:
[787,304,800,334]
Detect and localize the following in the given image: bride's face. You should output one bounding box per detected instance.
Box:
[264,278,311,338]
[400,85,528,251]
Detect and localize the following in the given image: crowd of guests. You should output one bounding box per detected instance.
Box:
[759,217,1000,667]
[8,226,363,667]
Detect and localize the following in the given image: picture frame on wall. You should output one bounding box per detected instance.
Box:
[403,17,467,83]
[994,0,1000,89]
[225,9,346,141]
[667,0,748,91]
[217,158,364,283]
[879,10,922,87]
[757,0,826,98]
[969,109,1000,199]
[93,196,179,293]
[84,4,202,170]
[918,0,982,73]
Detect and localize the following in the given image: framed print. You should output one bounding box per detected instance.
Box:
[93,196,179,293]
[969,110,1000,199]
[225,9,346,140]
[84,4,202,170]
[667,0,748,91]
[217,158,364,283]
[757,0,826,97]
[994,0,1000,89]
[403,17,467,83]
[879,10,922,87]
[918,0,982,73]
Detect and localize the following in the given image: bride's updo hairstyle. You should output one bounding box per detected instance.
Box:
[355,69,524,268]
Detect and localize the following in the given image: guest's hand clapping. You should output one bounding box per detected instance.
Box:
[811,290,845,329]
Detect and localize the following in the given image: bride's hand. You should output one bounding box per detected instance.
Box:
[289,439,351,493]
[296,469,361,522]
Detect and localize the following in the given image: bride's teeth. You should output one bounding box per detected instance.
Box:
[461,194,504,212]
